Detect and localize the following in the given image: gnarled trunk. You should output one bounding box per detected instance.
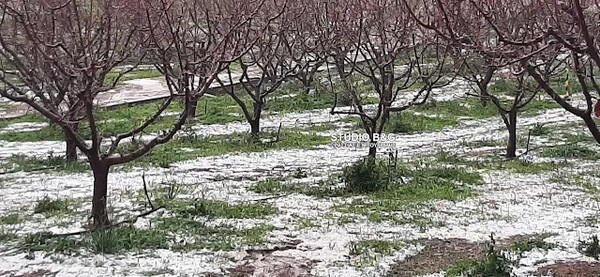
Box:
[91,162,110,227]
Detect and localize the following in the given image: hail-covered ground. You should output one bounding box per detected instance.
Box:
[0,78,599,277]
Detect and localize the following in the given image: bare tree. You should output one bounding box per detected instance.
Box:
[417,0,600,142]
[215,0,290,138]
[321,0,453,157]
[0,0,260,227]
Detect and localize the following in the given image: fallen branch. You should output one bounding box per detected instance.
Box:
[48,206,164,238]
[249,194,288,202]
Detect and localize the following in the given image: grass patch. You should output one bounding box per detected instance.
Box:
[530,124,551,136]
[433,151,568,174]
[169,199,278,219]
[512,236,556,252]
[447,235,513,277]
[0,228,17,243]
[0,124,64,142]
[23,226,168,254]
[386,112,458,134]
[350,239,404,268]
[413,98,498,120]
[542,144,600,160]
[156,218,274,251]
[0,114,48,130]
[252,159,481,225]
[33,197,70,217]
[297,218,320,229]
[335,159,481,224]
[1,154,88,173]
[135,131,330,168]
[0,213,24,225]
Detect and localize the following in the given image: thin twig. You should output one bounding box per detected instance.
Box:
[142,172,154,210]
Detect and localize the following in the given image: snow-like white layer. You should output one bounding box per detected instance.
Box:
[1,86,600,276]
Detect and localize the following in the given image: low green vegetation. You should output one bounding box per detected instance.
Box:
[169,199,278,219]
[0,213,24,225]
[447,235,513,277]
[0,114,47,130]
[23,226,168,254]
[578,235,600,260]
[386,112,458,134]
[433,151,568,174]
[349,239,404,268]
[23,220,275,254]
[0,228,17,243]
[135,131,330,168]
[104,68,164,86]
[542,144,600,160]
[530,124,551,136]
[33,197,71,217]
[156,218,274,251]
[512,236,556,252]
[1,154,89,174]
[252,158,480,225]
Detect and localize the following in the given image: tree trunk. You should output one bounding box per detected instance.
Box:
[506,111,518,158]
[188,99,198,117]
[250,101,262,139]
[583,115,600,143]
[250,118,260,138]
[65,136,78,162]
[368,143,377,158]
[91,162,110,227]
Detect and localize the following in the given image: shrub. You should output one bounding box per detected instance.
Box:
[342,158,391,193]
[579,235,600,260]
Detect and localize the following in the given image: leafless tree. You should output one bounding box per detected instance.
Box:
[215,0,290,138]
[0,0,261,227]
[320,0,454,157]
[416,0,600,143]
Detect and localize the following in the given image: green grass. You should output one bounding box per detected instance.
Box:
[350,239,404,256]
[297,218,320,229]
[252,159,481,224]
[0,213,24,225]
[433,151,568,174]
[447,236,512,277]
[386,112,458,133]
[542,144,600,160]
[1,154,89,173]
[156,218,274,251]
[104,68,164,86]
[349,239,404,268]
[512,237,556,252]
[33,197,71,217]
[0,114,47,130]
[135,131,330,168]
[169,199,278,219]
[23,226,169,254]
[0,228,17,243]
[22,220,274,254]
[414,98,498,120]
[530,124,552,136]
